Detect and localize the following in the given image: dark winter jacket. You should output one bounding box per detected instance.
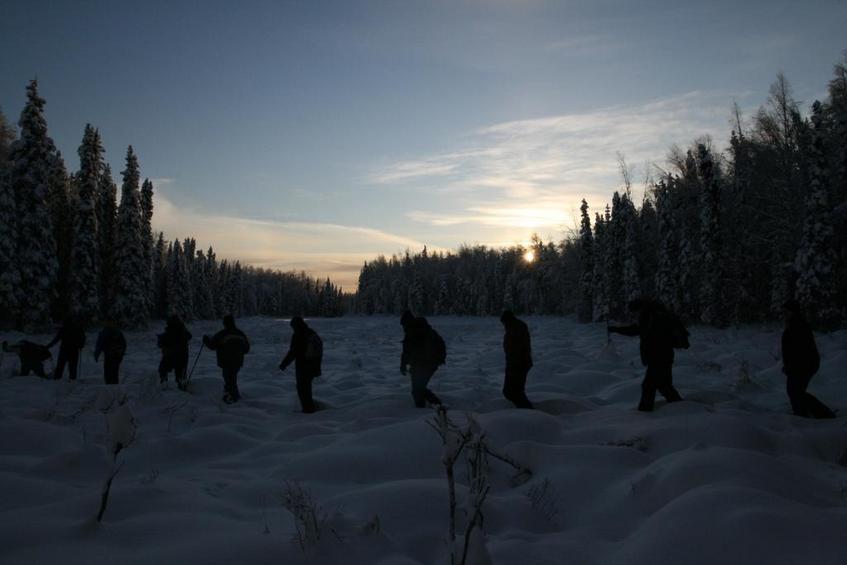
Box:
[204,327,250,369]
[47,322,86,353]
[610,304,676,367]
[158,321,192,363]
[279,326,322,378]
[401,318,445,372]
[503,317,533,372]
[95,328,127,362]
[782,316,820,378]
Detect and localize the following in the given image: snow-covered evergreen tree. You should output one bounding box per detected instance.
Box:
[794,101,839,325]
[152,232,168,318]
[8,80,58,329]
[192,247,215,319]
[112,146,149,327]
[47,151,72,319]
[0,110,18,326]
[166,239,194,321]
[605,193,625,318]
[68,124,102,322]
[654,178,680,312]
[577,199,594,322]
[591,212,609,321]
[97,161,118,317]
[697,143,724,325]
[408,270,424,315]
[140,178,155,313]
[622,208,641,305]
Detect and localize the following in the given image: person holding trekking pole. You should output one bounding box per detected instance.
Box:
[279,316,323,414]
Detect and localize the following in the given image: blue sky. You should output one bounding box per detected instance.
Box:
[1,0,845,289]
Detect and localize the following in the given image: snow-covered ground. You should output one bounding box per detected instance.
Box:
[1,316,845,565]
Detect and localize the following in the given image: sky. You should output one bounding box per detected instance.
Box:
[1,0,845,290]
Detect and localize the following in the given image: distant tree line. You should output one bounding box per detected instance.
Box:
[355,57,847,328]
[0,80,344,330]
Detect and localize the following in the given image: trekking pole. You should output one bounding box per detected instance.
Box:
[605,320,610,346]
[187,343,205,383]
[77,349,83,380]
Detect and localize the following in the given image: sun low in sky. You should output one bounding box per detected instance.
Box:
[1,0,845,289]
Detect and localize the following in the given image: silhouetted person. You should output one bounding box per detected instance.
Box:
[501,311,534,409]
[608,299,684,411]
[400,311,445,408]
[94,321,126,385]
[203,315,250,403]
[782,300,835,419]
[279,316,323,413]
[2,340,51,377]
[47,316,86,380]
[157,315,192,389]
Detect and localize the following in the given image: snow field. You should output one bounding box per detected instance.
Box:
[0,316,845,564]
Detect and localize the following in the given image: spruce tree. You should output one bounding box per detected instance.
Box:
[48,151,72,319]
[112,146,149,327]
[166,239,194,321]
[794,101,839,325]
[577,199,594,322]
[654,178,680,312]
[97,161,118,316]
[140,178,155,313]
[68,125,101,322]
[697,143,724,325]
[591,212,609,321]
[152,232,168,318]
[8,80,59,330]
[0,110,17,326]
[622,210,641,305]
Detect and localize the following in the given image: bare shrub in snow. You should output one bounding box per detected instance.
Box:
[97,397,136,523]
[281,480,328,551]
[428,405,529,565]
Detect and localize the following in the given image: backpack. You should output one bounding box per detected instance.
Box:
[428,329,447,366]
[669,315,690,349]
[305,332,323,362]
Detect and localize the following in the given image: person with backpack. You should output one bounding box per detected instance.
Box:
[501,311,534,409]
[157,315,192,390]
[47,315,86,380]
[400,311,444,408]
[94,321,127,385]
[781,300,835,418]
[279,316,323,413]
[203,315,250,404]
[2,340,51,377]
[608,299,686,412]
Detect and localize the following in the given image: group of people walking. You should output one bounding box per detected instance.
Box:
[0,299,836,418]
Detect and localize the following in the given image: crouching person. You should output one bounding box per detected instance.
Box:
[203,315,250,404]
[2,340,51,377]
[279,316,323,413]
[94,321,127,384]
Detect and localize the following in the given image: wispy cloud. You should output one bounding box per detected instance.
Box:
[151,188,428,290]
[374,91,745,229]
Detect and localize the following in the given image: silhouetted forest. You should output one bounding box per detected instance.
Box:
[0,81,343,331]
[355,57,847,327]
